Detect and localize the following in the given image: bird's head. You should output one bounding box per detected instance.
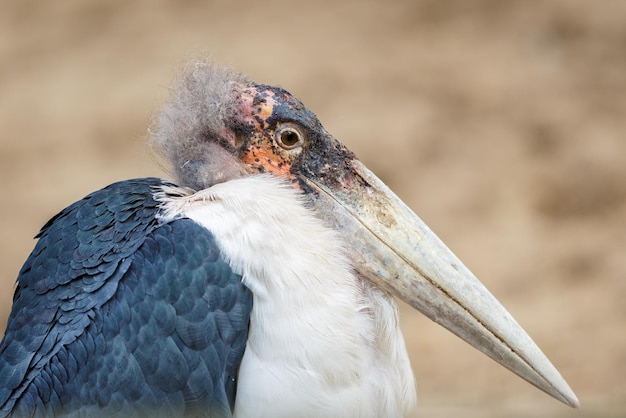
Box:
[151,59,578,408]
[152,63,355,194]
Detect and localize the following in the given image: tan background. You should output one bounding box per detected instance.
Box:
[1,1,624,416]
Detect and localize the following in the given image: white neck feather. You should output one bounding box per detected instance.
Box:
[158,175,416,418]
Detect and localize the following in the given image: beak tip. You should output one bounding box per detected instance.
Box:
[558,386,581,409]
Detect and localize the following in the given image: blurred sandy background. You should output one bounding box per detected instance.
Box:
[1,0,625,416]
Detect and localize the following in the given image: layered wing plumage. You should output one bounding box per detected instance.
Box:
[0,178,252,417]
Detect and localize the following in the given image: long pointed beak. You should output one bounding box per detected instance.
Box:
[301,158,579,408]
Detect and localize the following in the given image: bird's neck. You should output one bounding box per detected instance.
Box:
[159,175,416,417]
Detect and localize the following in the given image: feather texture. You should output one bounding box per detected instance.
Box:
[0,178,252,417]
[159,175,416,418]
[150,60,249,191]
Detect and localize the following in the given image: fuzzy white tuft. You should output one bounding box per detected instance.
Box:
[157,175,416,418]
[150,58,248,190]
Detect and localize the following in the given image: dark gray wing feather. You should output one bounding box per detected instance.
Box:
[0,178,252,417]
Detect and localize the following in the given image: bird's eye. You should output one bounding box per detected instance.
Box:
[275,123,305,150]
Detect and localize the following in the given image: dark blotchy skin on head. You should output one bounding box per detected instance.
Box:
[224,84,361,197]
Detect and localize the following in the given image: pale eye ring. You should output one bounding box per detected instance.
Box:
[275,123,305,150]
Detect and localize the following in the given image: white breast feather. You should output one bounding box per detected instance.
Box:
[157,175,416,417]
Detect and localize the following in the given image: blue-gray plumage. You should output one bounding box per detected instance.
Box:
[0,178,252,417]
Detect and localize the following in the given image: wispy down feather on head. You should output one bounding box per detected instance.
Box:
[151,59,250,191]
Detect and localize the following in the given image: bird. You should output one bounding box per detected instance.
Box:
[0,59,579,417]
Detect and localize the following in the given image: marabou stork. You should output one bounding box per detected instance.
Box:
[0,60,578,417]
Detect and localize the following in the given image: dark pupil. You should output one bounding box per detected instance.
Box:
[281,131,299,146]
